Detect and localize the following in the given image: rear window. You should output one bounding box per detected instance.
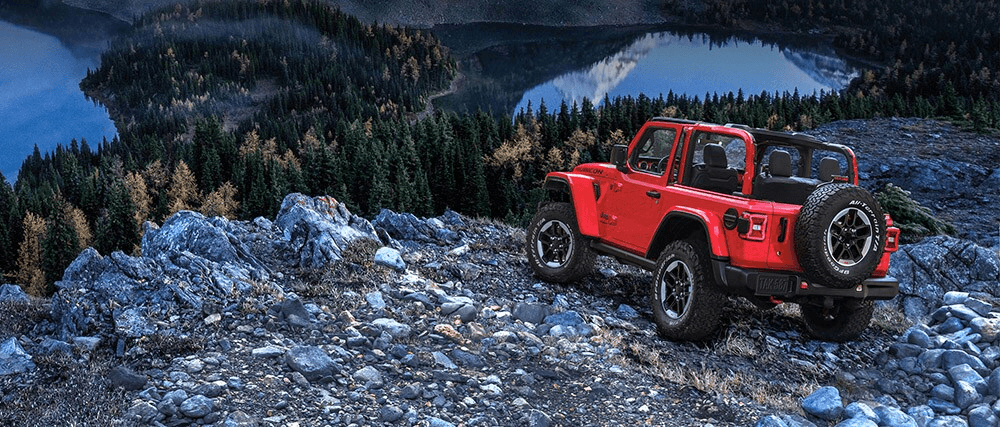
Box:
[758,145,804,177]
[690,131,746,170]
[810,149,849,180]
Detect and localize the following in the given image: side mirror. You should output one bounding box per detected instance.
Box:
[610,144,629,173]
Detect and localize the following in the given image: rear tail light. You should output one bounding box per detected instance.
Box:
[739,212,768,241]
[884,215,900,252]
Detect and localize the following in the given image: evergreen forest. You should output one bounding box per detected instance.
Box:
[2,0,999,295]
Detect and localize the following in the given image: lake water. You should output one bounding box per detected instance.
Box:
[0,19,117,182]
[431,24,862,117]
[515,31,858,115]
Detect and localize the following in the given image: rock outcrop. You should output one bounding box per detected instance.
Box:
[50,194,381,340]
[888,236,1000,320]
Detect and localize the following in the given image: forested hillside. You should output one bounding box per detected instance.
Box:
[663,0,1000,116]
[2,0,999,295]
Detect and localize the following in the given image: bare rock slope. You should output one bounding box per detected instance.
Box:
[1,188,999,426]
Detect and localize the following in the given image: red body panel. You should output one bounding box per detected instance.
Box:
[552,173,601,237]
[546,118,896,284]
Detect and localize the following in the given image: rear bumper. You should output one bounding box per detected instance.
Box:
[712,260,899,300]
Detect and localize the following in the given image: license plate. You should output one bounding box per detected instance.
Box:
[755,274,791,295]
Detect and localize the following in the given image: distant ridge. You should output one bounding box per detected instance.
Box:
[58,0,671,26]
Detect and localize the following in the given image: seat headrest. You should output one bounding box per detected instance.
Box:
[768,150,793,177]
[703,144,728,168]
[818,157,841,181]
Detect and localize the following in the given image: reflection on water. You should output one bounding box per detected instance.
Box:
[515,31,859,115]
[431,24,862,118]
[0,19,118,181]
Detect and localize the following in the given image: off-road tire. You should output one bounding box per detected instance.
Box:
[800,300,875,342]
[526,202,596,283]
[650,239,724,340]
[795,183,886,289]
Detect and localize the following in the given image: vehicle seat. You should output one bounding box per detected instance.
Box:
[689,144,740,194]
[818,157,841,181]
[753,150,821,205]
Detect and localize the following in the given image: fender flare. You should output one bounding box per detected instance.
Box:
[543,174,600,237]
[647,208,730,259]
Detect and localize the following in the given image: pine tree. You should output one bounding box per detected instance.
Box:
[167,160,201,214]
[194,117,225,191]
[95,181,139,255]
[201,181,240,219]
[15,212,46,296]
[42,201,79,292]
[125,171,151,230]
[64,204,92,250]
[0,172,16,277]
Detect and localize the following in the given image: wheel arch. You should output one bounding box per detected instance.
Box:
[542,174,600,237]
[646,210,730,260]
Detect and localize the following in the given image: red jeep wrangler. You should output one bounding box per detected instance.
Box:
[527,118,900,341]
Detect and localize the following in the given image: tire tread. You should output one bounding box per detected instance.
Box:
[526,202,596,283]
[650,239,725,340]
[794,183,885,289]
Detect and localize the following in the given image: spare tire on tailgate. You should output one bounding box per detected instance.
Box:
[794,183,886,289]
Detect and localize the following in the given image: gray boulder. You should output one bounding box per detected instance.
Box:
[126,402,158,423]
[374,247,406,271]
[0,284,29,303]
[906,406,935,427]
[834,418,877,427]
[373,209,459,244]
[968,404,997,427]
[801,386,843,421]
[109,366,147,391]
[285,346,339,383]
[513,303,549,325]
[142,210,240,265]
[927,416,970,427]
[352,366,384,387]
[954,381,982,409]
[222,411,258,427]
[0,337,35,375]
[372,318,412,338]
[179,394,214,418]
[275,193,379,268]
[872,406,916,427]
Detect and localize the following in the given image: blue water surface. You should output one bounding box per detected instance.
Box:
[515,31,857,115]
[0,19,117,183]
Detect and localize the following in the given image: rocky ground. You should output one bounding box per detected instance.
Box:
[0,187,997,427]
[1,118,999,426]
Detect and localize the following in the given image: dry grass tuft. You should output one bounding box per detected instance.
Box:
[339,238,382,267]
[0,299,49,336]
[870,302,914,334]
[0,350,130,426]
[134,333,205,361]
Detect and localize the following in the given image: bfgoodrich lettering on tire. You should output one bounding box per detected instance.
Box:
[526,202,596,283]
[794,183,886,289]
[649,239,724,340]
